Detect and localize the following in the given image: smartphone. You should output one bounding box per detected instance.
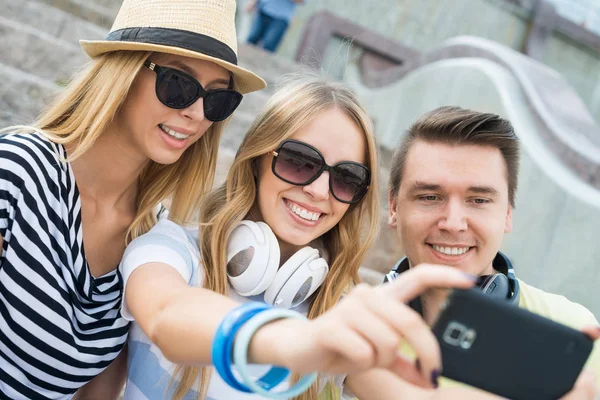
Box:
[431,288,594,400]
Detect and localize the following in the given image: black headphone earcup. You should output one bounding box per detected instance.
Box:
[478,273,511,301]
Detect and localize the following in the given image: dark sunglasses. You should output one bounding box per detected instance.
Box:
[144,60,243,122]
[271,139,371,204]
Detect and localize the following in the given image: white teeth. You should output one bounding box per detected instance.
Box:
[285,200,321,221]
[433,245,470,256]
[160,124,188,140]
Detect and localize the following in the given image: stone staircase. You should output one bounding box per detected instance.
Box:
[0,0,391,283]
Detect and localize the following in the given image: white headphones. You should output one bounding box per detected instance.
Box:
[226,220,329,309]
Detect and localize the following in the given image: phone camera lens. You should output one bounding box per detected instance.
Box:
[444,322,468,347]
[450,328,462,340]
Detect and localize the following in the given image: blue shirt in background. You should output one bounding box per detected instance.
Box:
[259,0,298,22]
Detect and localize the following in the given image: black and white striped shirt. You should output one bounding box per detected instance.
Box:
[0,132,129,399]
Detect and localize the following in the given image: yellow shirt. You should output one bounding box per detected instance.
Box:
[401,279,600,390]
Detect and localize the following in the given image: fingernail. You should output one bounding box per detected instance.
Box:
[431,369,440,388]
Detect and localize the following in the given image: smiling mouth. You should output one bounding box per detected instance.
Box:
[159,124,190,141]
[429,244,472,256]
[283,199,323,222]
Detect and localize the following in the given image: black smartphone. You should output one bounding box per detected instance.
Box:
[431,288,594,400]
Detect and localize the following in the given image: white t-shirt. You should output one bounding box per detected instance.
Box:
[119,218,348,399]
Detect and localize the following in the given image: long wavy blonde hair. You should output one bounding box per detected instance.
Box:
[171,74,381,400]
[4,51,229,241]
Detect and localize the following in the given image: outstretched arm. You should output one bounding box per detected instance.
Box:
[126,262,476,381]
[125,262,241,364]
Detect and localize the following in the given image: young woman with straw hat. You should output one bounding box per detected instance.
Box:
[118,75,482,400]
[0,0,265,398]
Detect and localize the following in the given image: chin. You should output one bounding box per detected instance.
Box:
[280,234,312,247]
[149,151,185,165]
[274,229,314,248]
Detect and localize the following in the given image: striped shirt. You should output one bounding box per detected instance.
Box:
[0,132,129,399]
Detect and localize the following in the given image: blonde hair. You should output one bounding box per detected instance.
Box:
[171,74,381,400]
[3,50,228,242]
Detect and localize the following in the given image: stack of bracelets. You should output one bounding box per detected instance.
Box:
[212,302,318,399]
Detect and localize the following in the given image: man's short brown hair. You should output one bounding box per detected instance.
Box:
[389,106,520,207]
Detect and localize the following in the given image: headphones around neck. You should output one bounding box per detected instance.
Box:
[384,252,520,305]
[226,221,329,309]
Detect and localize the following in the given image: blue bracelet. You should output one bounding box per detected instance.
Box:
[233,308,318,399]
[211,302,290,392]
[212,303,269,391]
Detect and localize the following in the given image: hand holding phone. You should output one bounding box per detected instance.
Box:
[432,288,595,400]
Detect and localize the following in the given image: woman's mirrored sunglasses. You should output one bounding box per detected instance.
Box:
[271,139,371,204]
[144,61,243,122]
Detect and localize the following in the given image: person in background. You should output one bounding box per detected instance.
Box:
[246,0,304,52]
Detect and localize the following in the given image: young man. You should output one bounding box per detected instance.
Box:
[346,106,600,399]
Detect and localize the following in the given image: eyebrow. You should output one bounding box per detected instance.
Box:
[407,181,499,195]
[467,185,499,195]
[168,60,231,87]
[408,181,441,192]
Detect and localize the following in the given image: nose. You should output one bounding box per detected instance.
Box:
[437,199,468,233]
[303,171,330,201]
[180,97,207,122]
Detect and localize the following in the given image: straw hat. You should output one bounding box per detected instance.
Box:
[80,0,266,94]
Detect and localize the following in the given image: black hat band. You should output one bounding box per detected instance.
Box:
[106,27,238,65]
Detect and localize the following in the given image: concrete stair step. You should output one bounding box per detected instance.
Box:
[237,44,304,93]
[237,89,272,116]
[0,16,88,83]
[0,62,59,128]
[220,111,256,152]
[31,0,117,29]
[81,0,122,13]
[1,0,107,45]
[214,146,236,187]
